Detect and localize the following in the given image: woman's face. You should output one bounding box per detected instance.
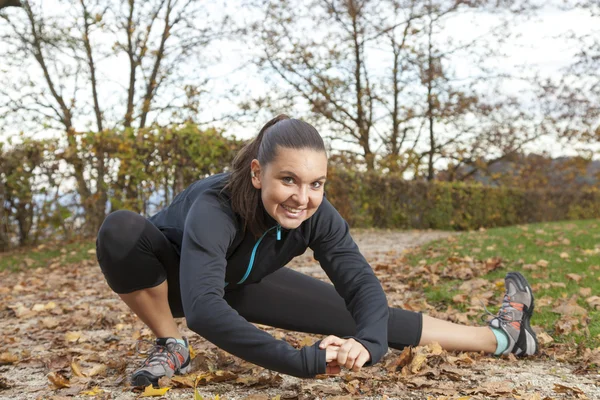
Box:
[251,147,327,230]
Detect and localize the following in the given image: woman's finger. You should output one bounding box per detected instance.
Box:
[336,340,354,367]
[344,346,361,370]
[319,335,344,349]
[351,350,371,372]
[325,345,340,362]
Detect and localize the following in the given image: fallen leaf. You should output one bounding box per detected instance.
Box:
[553,383,584,395]
[0,352,18,365]
[536,259,549,267]
[65,331,82,343]
[537,332,554,345]
[42,317,59,329]
[171,375,196,388]
[566,273,582,283]
[71,359,85,377]
[140,384,170,397]
[552,302,587,316]
[80,386,103,396]
[86,363,107,377]
[48,372,70,389]
[586,296,600,310]
[579,287,592,297]
[409,353,427,374]
[560,252,570,259]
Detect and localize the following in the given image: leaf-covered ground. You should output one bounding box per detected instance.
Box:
[0,228,599,400]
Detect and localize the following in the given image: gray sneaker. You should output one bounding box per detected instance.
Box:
[131,337,191,387]
[488,272,538,356]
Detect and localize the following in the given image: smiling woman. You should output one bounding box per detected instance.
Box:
[94,115,538,388]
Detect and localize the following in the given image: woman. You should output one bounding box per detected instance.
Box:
[96,115,538,388]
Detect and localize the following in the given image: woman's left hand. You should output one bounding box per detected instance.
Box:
[319,335,371,372]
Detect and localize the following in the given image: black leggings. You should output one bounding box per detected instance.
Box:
[96,210,423,350]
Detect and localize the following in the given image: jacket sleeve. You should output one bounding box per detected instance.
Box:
[308,198,389,366]
[179,196,326,378]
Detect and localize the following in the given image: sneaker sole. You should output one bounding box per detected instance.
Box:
[131,373,159,388]
[507,271,539,356]
[131,365,191,388]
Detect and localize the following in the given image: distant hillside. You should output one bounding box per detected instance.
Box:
[440,155,600,188]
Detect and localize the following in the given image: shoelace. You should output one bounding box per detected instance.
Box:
[135,339,177,367]
[480,294,521,324]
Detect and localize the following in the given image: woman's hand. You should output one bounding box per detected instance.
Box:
[320,335,371,372]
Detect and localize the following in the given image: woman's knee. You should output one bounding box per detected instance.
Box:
[97,210,147,260]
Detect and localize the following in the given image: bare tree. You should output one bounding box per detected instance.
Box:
[0,0,231,234]
[253,0,539,176]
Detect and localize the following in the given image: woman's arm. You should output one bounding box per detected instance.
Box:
[309,198,389,366]
[179,195,327,378]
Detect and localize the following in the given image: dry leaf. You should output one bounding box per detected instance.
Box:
[47,372,70,389]
[87,363,108,377]
[537,332,554,345]
[553,383,584,395]
[0,352,18,365]
[65,331,82,343]
[566,273,582,283]
[171,375,196,388]
[427,342,443,356]
[42,317,59,329]
[80,386,103,396]
[585,296,600,310]
[536,259,549,267]
[409,353,427,374]
[71,359,85,377]
[579,287,592,297]
[560,252,570,259]
[140,384,170,397]
[552,302,587,316]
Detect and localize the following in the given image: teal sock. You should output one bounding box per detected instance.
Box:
[175,338,188,348]
[491,328,509,355]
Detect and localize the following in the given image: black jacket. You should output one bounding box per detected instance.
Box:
[148,173,389,378]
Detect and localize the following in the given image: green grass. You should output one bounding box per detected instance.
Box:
[0,239,95,272]
[405,219,600,349]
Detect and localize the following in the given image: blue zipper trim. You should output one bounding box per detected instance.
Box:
[225,224,281,287]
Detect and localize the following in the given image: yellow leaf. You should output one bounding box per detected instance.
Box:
[65,331,82,343]
[80,386,103,395]
[194,388,204,400]
[71,359,85,377]
[140,384,170,397]
[189,344,196,360]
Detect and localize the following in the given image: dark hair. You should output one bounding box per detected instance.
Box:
[224,114,326,236]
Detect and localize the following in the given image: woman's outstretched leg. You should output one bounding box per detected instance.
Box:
[96,210,190,387]
[227,268,537,358]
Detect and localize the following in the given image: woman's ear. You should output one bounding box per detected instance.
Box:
[250,159,262,189]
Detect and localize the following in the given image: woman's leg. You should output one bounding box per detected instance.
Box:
[420,315,496,353]
[96,210,184,339]
[225,267,498,353]
[96,210,190,387]
[225,267,424,350]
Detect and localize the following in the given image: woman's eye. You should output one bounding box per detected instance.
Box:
[312,181,323,189]
[282,177,295,184]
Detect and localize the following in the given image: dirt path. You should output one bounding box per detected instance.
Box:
[0,230,598,400]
